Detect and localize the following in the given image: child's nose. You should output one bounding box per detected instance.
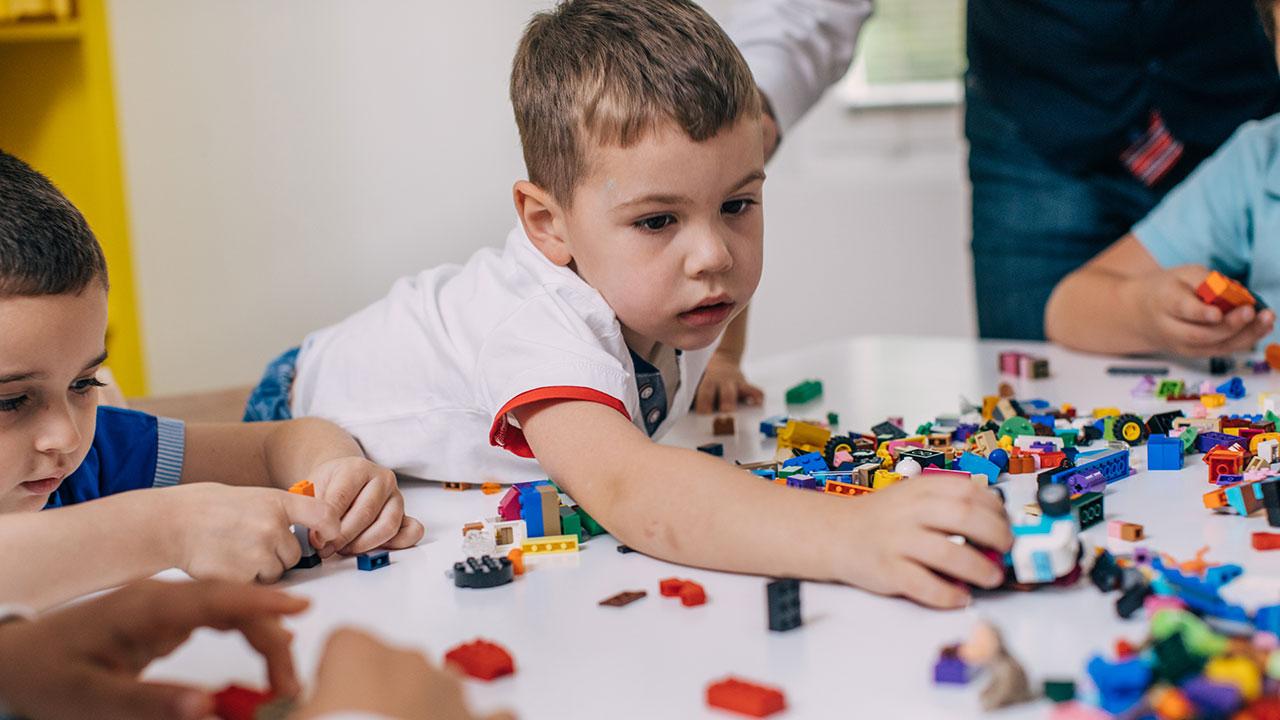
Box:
[687,229,734,277]
[34,404,82,456]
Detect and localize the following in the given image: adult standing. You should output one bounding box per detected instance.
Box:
[700,0,1280,406]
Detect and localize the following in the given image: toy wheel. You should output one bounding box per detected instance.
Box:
[1113,414,1149,446]
[824,435,857,467]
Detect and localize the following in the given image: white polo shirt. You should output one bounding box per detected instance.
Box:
[290,225,715,483]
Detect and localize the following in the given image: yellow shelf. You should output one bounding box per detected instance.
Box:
[0,20,81,43]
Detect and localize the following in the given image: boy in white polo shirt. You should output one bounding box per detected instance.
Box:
[249,0,1011,608]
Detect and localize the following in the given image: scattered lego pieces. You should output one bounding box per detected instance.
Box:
[444,639,514,681]
[453,555,513,589]
[357,550,390,571]
[706,677,786,718]
[766,579,800,632]
[599,590,647,607]
[998,351,1050,378]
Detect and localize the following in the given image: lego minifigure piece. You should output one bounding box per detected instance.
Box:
[698,442,725,456]
[444,639,515,681]
[766,579,801,632]
[507,548,524,575]
[706,677,786,718]
[521,534,578,555]
[713,415,736,436]
[357,550,390,571]
[599,590,647,607]
[452,555,514,589]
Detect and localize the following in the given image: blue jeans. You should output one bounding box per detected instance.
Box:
[965,76,1162,340]
[243,347,299,422]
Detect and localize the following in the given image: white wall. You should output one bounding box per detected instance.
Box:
[107,0,972,395]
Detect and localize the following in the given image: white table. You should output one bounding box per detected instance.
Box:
[148,335,1280,719]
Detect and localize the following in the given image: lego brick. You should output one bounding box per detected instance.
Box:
[537,484,561,536]
[558,506,583,542]
[659,578,686,596]
[288,480,314,497]
[679,582,707,606]
[213,685,293,720]
[507,548,524,575]
[1106,521,1143,542]
[444,639,515,681]
[823,479,873,497]
[1043,679,1076,703]
[933,648,971,685]
[518,486,543,536]
[481,481,503,494]
[521,534,579,555]
[1072,492,1104,530]
[490,518,527,551]
[899,447,945,470]
[1196,431,1241,454]
[357,550,390,571]
[766,579,801,632]
[698,442,725,456]
[1146,434,1184,471]
[706,677,786,718]
[1196,270,1256,312]
[576,506,608,537]
[1044,448,1129,486]
[453,555,514,588]
[599,590,647,607]
[497,488,521,521]
[442,481,472,491]
[784,379,822,405]
[957,452,1000,485]
[713,415,736,436]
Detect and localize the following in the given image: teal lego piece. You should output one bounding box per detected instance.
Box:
[785,379,823,405]
[957,452,1000,485]
[1072,492,1104,530]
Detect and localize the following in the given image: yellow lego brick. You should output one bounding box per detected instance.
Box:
[521,534,579,555]
[1201,393,1226,409]
[1251,432,1280,453]
[1093,407,1121,419]
[1205,655,1262,701]
[872,470,902,489]
[824,480,873,497]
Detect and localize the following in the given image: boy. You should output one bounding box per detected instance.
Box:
[0,149,423,610]
[256,0,1010,607]
[1045,2,1280,356]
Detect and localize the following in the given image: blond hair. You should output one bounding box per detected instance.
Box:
[510,0,761,205]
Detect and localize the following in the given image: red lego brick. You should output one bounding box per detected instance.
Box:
[444,639,515,681]
[678,581,707,607]
[1254,532,1280,551]
[706,677,786,717]
[213,685,273,720]
[659,577,686,596]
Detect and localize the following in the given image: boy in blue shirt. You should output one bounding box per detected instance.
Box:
[0,149,423,610]
[1045,2,1280,355]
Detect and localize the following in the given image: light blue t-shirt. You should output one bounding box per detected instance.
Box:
[1134,113,1280,342]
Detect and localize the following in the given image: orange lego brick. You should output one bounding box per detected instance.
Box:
[461,522,484,536]
[481,482,503,495]
[443,639,514,681]
[706,677,786,717]
[1253,532,1280,551]
[1196,270,1256,312]
[288,480,315,497]
[659,578,686,596]
[678,581,706,607]
[506,548,524,575]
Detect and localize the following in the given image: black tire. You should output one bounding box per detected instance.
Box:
[1113,414,1149,446]
[824,435,857,467]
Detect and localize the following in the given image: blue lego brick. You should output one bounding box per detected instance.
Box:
[751,468,776,481]
[788,451,829,474]
[1204,564,1244,588]
[357,551,390,571]
[786,473,817,490]
[759,415,788,438]
[1147,435,1184,471]
[1227,413,1264,422]
[1086,655,1151,715]
[1196,432,1241,454]
[1151,559,1250,624]
[1254,605,1280,636]
[1030,414,1055,427]
[957,452,1000,485]
[1046,448,1130,486]
[519,487,544,537]
[1216,377,1246,400]
[1024,399,1051,410]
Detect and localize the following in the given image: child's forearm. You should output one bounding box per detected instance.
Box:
[1046,268,1155,354]
[261,418,366,489]
[0,490,173,610]
[589,444,849,581]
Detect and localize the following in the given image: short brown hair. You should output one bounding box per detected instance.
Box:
[510,0,761,205]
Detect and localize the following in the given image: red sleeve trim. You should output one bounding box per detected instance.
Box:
[489,386,630,458]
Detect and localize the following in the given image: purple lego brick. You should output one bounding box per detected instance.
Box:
[1181,677,1242,716]
[1196,432,1241,454]
[1067,469,1107,495]
[933,652,970,685]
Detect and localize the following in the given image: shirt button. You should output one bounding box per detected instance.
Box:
[640,384,654,400]
[647,408,663,425]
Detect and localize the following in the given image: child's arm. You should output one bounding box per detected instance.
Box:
[516,400,1012,608]
[0,484,340,610]
[1045,234,1274,356]
[181,418,425,554]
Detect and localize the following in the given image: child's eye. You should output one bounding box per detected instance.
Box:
[634,214,676,232]
[0,395,27,412]
[721,198,756,216]
[71,377,107,395]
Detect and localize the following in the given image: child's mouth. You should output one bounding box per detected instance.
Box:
[678,300,735,327]
[20,477,61,495]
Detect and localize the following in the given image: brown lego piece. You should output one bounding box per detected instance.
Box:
[713,415,736,436]
[443,481,473,491]
[599,590,647,607]
[461,521,485,537]
[536,484,561,536]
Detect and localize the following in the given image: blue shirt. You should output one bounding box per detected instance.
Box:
[969,0,1280,183]
[1134,114,1280,344]
[45,406,186,509]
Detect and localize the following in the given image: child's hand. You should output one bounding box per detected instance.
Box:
[294,628,514,720]
[164,483,342,583]
[693,352,764,413]
[1137,265,1275,356]
[307,457,425,556]
[0,579,307,720]
[840,475,1013,608]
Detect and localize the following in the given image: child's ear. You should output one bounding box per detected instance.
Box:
[513,181,573,267]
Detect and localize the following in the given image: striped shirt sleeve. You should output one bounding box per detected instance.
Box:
[153,417,186,488]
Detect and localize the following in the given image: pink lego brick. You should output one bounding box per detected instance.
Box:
[498,488,521,521]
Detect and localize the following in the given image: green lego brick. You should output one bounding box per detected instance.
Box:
[785,379,823,405]
[1156,379,1186,398]
[559,506,584,542]
[576,506,608,537]
[1042,679,1075,703]
[1179,427,1198,453]
[1072,491,1104,530]
[1054,428,1077,447]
